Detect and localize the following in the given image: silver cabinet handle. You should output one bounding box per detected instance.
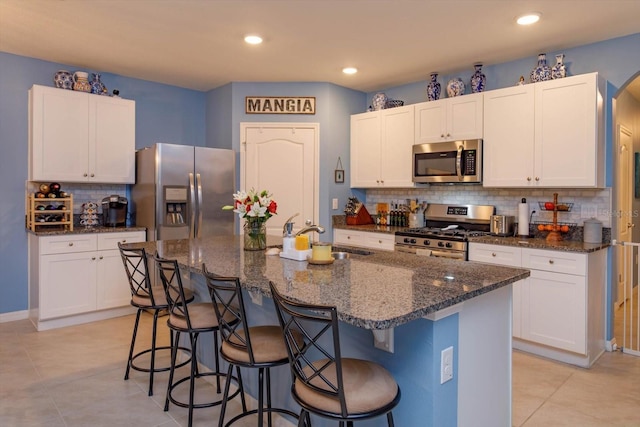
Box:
[121,239,127,243]
[548,259,554,264]
[440,134,445,138]
[527,177,532,181]
[91,257,96,260]
[83,173,88,177]
[446,133,451,137]
[99,256,103,260]
[90,173,95,177]
[68,242,73,246]
[535,177,540,181]
[492,252,496,257]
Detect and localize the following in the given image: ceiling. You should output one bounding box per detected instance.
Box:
[1,0,639,97]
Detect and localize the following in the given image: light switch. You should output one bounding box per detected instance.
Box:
[332,198,339,210]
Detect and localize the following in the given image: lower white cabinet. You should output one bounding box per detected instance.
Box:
[29,231,145,330]
[468,242,606,367]
[333,229,395,251]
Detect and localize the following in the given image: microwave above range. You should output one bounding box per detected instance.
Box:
[412,139,482,184]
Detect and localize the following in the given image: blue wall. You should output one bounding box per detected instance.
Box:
[2,33,640,319]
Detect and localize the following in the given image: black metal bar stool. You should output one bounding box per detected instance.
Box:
[155,255,243,427]
[202,264,299,427]
[270,281,401,427]
[118,243,193,396]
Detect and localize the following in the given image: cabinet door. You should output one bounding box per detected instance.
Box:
[29,85,89,182]
[380,105,414,187]
[89,96,136,183]
[535,73,601,187]
[482,85,535,187]
[350,112,382,187]
[40,252,97,319]
[415,100,447,142]
[96,249,132,309]
[521,270,586,354]
[447,93,483,140]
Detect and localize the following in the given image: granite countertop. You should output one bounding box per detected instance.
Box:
[469,235,610,253]
[27,225,146,236]
[124,235,529,330]
[332,223,406,234]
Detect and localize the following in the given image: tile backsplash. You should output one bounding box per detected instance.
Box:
[364,186,612,227]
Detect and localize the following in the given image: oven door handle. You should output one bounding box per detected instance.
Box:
[430,250,465,260]
[456,145,463,181]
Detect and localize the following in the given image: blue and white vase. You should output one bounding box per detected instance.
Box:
[371,92,388,111]
[426,73,441,101]
[470,64,486,93]
[530,53,551,83]
[551,54,567,79]
[446,77,465,97]
[53,70,73,90]
[90,73,107,95]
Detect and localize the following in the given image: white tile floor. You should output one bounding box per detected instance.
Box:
[1,313,639,426]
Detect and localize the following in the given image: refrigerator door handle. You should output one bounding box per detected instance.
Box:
[196,173,203,238]
[189,172,196,238]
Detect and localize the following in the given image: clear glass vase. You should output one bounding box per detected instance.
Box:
[243,219,267,250]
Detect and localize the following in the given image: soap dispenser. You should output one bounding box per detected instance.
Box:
[282,213,299,253]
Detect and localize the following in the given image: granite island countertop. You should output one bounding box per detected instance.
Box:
[469,235,610,253]
[124,235,529,330]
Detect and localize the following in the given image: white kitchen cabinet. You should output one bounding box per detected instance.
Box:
[483,73,604,188]
[414,93,483,143]
[350,104,415,188]
[29,84,135,183]
[333,229,395,251]
[29,231,145,330]
[469,242,606,367]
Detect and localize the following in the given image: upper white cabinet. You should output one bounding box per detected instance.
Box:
[483,73,604,188]
[351,104,415,188]
[29,85,135,183]
[414,93,483,143]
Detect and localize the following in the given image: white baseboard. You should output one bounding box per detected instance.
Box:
[0,310,29,323]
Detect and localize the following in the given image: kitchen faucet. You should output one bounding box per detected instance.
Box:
[295,220,325,236]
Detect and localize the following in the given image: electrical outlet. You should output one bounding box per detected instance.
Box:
[440,346,453,384]
[332,198,339,210]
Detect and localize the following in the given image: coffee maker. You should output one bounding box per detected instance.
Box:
[101,195,128,227]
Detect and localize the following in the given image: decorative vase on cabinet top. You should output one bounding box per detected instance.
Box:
[551,54,567,79]
[90,73,107,95]
[73,71,91,92]
[371,93,388,111]
[446,77,465,97]
[529,53,551,83]
[470,64,486,93]
[53,70,73,90]
[426,73,441,101]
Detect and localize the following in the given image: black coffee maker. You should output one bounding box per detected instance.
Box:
[101,195,128,227]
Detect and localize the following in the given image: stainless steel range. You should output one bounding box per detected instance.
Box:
[395,203,495,260]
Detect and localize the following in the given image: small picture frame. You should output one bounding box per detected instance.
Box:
[335,169,344,184]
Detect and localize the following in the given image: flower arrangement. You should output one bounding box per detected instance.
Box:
[223,189,277,250]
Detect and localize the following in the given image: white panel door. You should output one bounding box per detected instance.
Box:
[242,123,318,237]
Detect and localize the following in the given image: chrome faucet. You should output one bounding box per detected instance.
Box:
[295,220,325,236]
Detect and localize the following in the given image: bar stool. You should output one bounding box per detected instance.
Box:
[202,264,299,427]
[155,255,243,427]
[270,281,401,427]
[118,243,193,396]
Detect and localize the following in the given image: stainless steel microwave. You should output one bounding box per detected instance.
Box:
[412,139,482,184]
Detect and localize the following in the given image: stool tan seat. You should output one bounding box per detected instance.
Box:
[202,264,299,427]
[270,281,401,427]
[155,255,242,427]
[118,244,193,396]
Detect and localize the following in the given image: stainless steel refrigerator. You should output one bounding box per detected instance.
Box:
[131,143,235,241]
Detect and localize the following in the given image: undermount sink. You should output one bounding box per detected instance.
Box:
[332,251,350,259]
[331,246,373,256]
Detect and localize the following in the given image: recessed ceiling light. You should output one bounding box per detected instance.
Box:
[517,12,541,25]
[342,67,358,75]
[244,35,263,45]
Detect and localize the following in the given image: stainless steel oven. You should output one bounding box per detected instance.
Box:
[394,203,494,260]
[412,139,482,184]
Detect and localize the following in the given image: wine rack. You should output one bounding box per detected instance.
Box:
[27,194,73,231]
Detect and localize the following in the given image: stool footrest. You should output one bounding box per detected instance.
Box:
[167,371,242,410]
[223,407,299,427]
[129,345,191,374]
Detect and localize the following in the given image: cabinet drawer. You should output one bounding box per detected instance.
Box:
[40,234,97,255]
[364,233,395,251]
[522,248,586,276]
[334,229,393,251]
[468,243,521,267]
[97,231,146,250]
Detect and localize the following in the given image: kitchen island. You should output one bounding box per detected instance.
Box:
[126,235,529,427]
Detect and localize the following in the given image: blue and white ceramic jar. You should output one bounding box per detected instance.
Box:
[446,77,465,97]
[371,92,388,111]
[470,64,486,93]
[530,53,552,83]
[90,73,107,95]
[53,70,73,90]
[551,54,567,79]
[426,73,441,101]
